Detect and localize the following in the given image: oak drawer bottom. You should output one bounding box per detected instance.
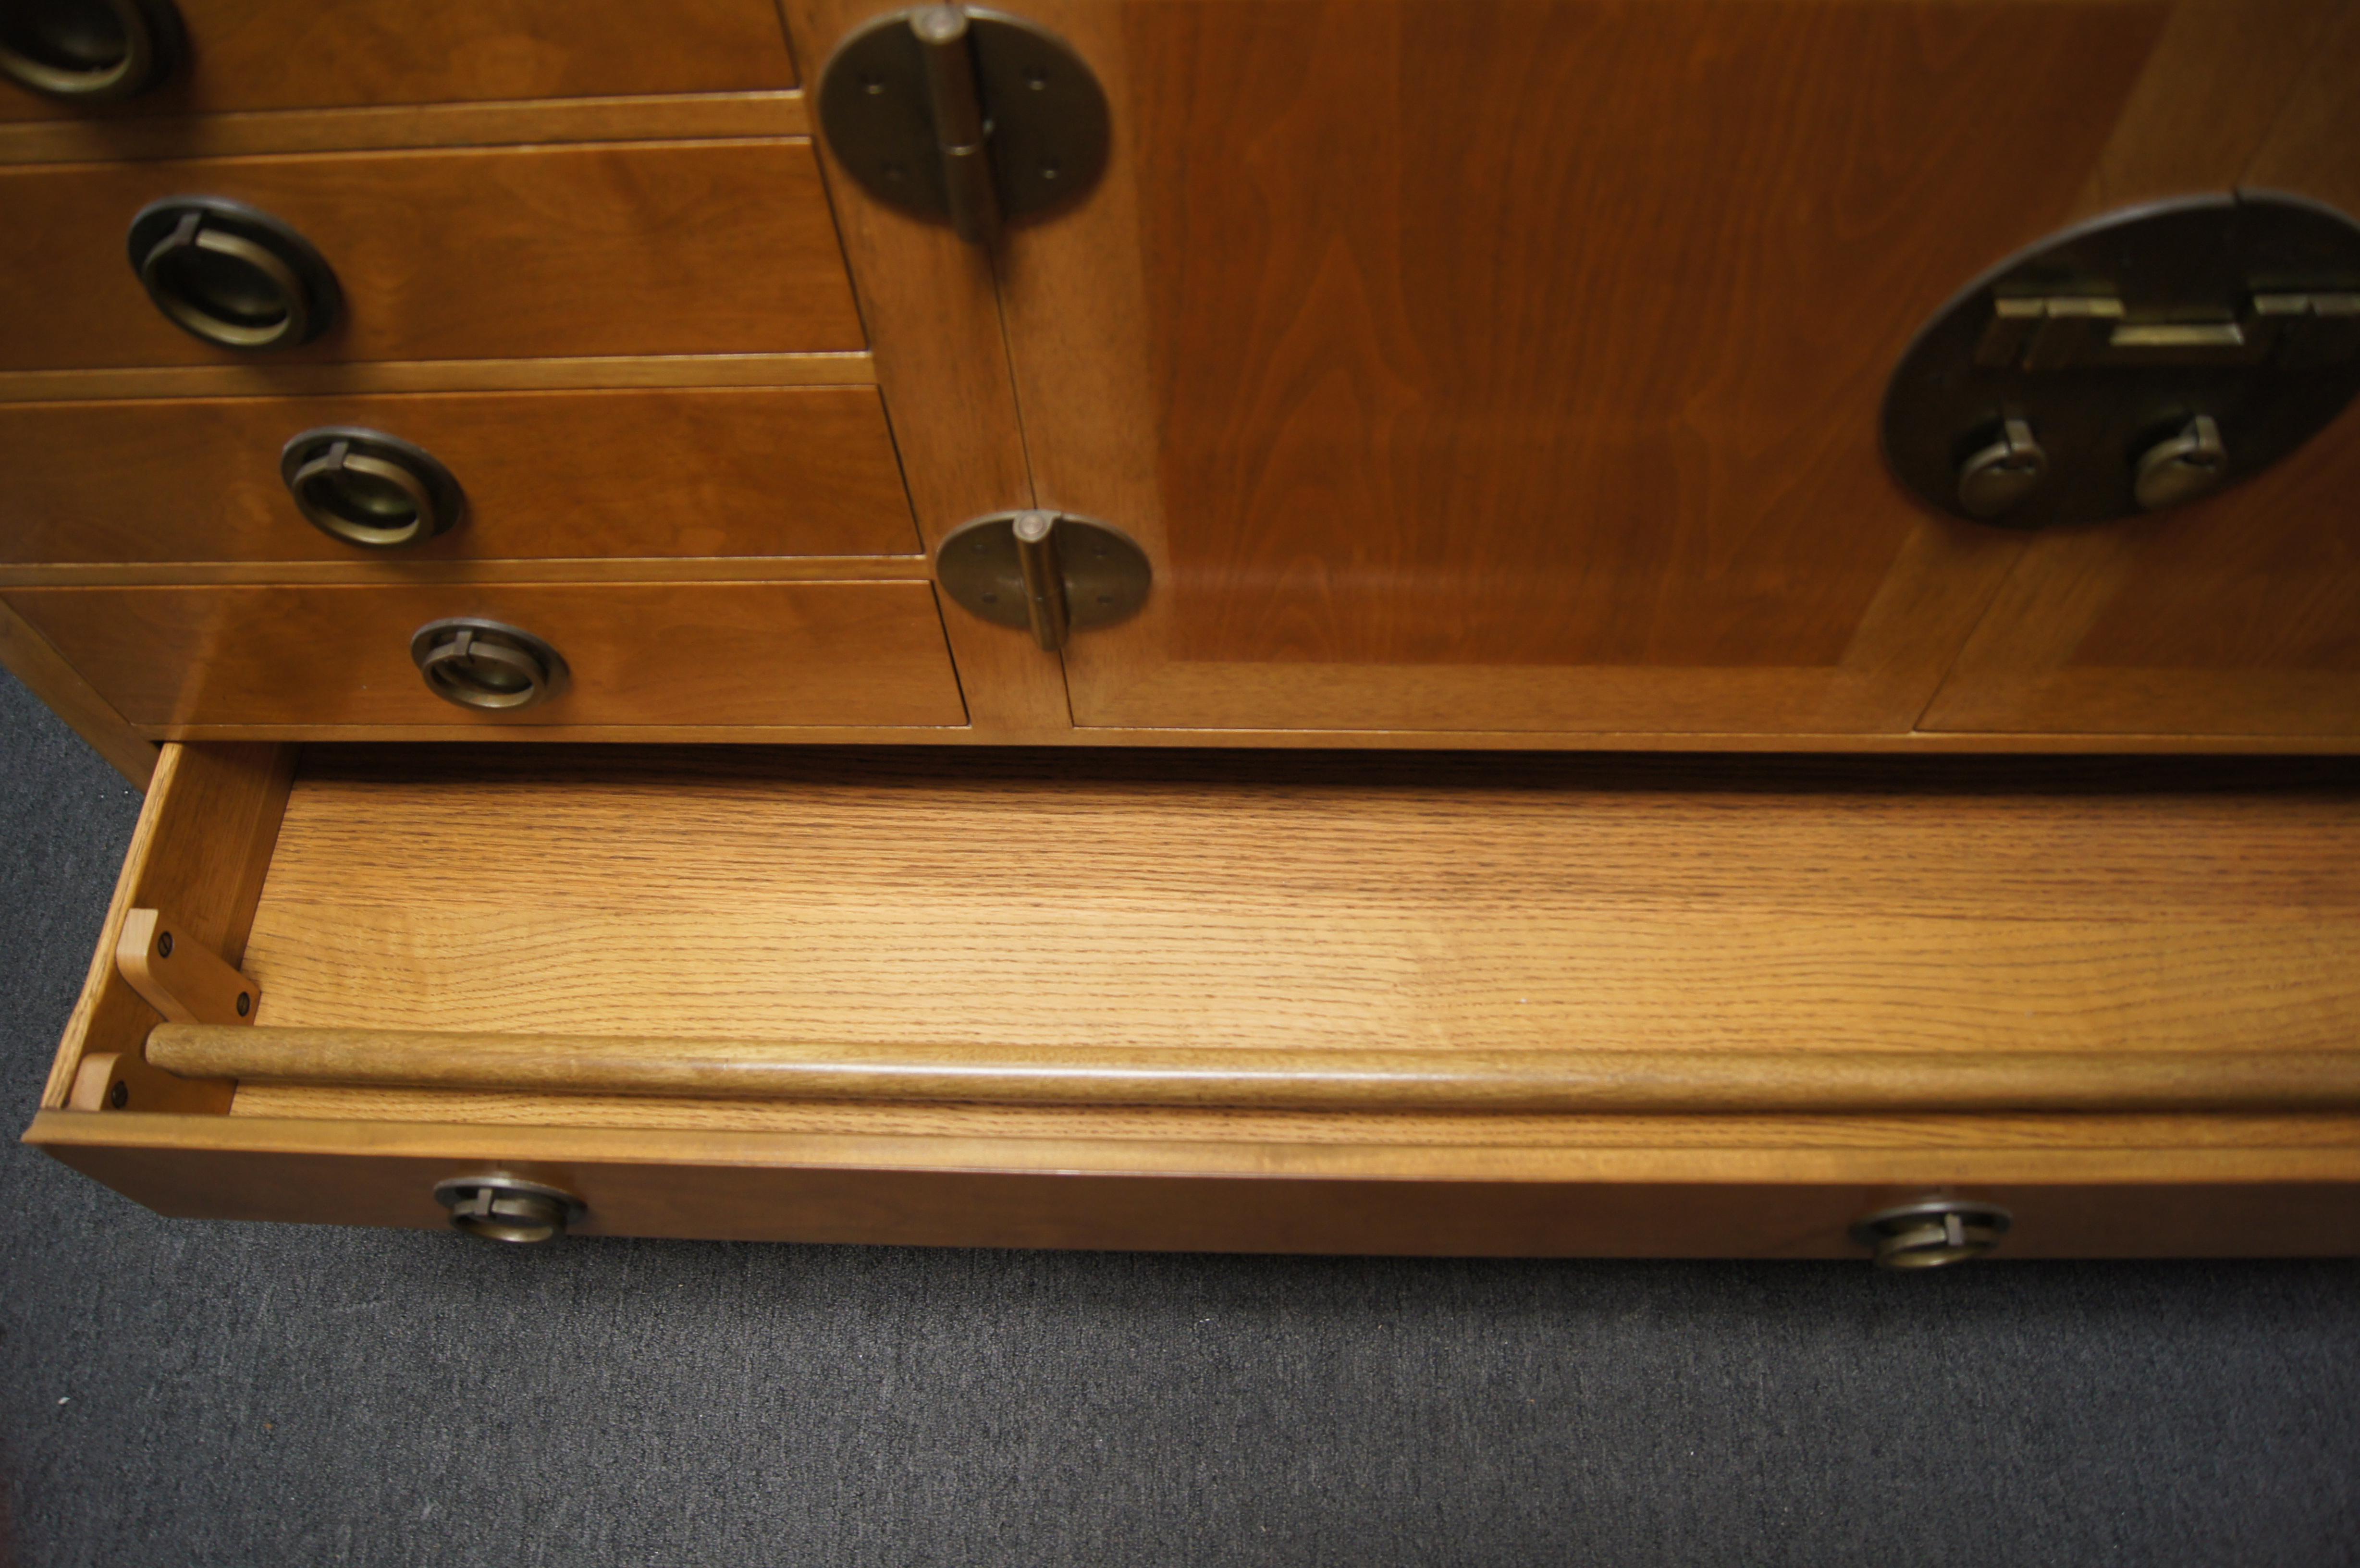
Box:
[26,743,2360,1260]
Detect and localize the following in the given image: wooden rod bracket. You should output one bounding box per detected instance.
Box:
[114,907,261,1027]
[67,907,254,1115]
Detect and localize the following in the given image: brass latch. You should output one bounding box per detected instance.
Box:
[817,5,1110,246]
[1975,291,2360,371]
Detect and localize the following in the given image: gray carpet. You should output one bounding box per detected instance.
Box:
[2,668,2356,1568]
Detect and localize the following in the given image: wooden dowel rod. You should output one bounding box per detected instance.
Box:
[145,1023,2360,1113]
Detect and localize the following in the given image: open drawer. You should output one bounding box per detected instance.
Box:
[25,743,2360,1262]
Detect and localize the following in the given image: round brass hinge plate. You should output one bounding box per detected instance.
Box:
[818,6,1109,235]
[935,511,1151,650]
[1882,192,2360,528]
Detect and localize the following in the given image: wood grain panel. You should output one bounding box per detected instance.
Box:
[0,0,796,125]
[1919,10,2360,738]
[0,91,810,166]
[0,387,920,565]
[0,140,863,370]
[1,584,968,729]
[996,0,2195,734]
[225,749,2360,1066]
[0,353,874,406]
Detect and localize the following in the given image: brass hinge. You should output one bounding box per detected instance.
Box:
[934,511,1151,650]
[817,5,1110,246]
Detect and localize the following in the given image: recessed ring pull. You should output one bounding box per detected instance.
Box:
[432,1175,586,1245]
[1850,1199,2014,1269]
[0,0,183,101]
[126,196,342,350]
[409,617,569,712]
[281,426,467,549]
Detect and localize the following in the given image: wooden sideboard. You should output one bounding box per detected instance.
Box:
[0,0,2355,754]
[4,0,2357,1260]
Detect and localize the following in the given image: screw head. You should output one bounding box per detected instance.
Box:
[157,931,174,958]
[237,992,251,1017]
[109,1080,129,1109]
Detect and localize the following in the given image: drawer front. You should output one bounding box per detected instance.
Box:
[0,141,861,369]
[29,1124,2360,1260]
[2,582,968,727]
[0,387,920,564]
[0,0,797,121]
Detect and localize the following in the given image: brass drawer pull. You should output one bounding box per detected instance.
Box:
[433,1176,586,1245]
[1851,1200,2013,1270]
[409,617,569,712]
[281,426,467,549]
[0,0,182,100]
[126,196,343,350]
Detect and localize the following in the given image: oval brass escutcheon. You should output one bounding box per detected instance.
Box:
[433,1175,586,1245]
[1883,193,2360,527]
[1850,1199,2013,1270]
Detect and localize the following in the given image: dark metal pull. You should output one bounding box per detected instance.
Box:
[817,4,1108,245]
[409,618,570,712]
[0,0,183,101]
[126,196,342,350]
[432,1176,586,1245]
[281,426,467,550]
[1850,1199,2013,1270]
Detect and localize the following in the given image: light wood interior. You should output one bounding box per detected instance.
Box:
[204,745,2360,1153]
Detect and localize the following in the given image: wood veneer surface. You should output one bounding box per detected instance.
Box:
[997,0,2202,734]
[2,583,969,729]
[229,748,2360,1134]
[0,140,861,370]
[0,387,920,565]
[0,0,797,124]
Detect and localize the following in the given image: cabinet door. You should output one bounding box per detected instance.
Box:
[1919,9,2360,741]
[986,0,2337,737]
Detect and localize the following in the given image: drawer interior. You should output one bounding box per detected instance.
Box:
[29,742,2360,1255]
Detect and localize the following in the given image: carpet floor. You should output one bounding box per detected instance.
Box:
[2,668,2355,1567]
